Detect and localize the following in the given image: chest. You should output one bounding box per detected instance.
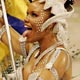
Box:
[27,51,51,72]
[23,46,68,80]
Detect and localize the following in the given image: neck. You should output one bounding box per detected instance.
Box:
[39,33,57,54]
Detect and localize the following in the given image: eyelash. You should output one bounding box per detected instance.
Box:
[31,12,38,17]
[27,12,38,17]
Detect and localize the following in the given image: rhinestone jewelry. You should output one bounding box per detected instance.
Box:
[28,72,40,80]
[19,36,27,57]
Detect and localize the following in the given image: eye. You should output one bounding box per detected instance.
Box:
[31,12,38,17]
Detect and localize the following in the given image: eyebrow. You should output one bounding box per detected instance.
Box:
[28,8,40,15]
[32,10,40,14]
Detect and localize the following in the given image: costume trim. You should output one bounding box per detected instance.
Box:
[35,42,61,66]
[19,36,27,57]
[24,44,39,64]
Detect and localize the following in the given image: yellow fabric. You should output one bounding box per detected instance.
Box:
[5,0,30,20]
[0,41,9,62]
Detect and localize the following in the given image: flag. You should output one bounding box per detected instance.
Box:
[0,41,9,62]
[5,0,30,34]
[5,0,30,20]
[7,14,27,34]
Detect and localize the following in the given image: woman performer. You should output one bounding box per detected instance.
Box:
[22,0,74,80]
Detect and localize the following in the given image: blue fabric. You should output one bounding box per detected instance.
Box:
[7,14,27,34]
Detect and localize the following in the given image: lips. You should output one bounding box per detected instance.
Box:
[23,25,32,37]
[24,25,32,30]
[27,27,32,30]
[23,30,32,37]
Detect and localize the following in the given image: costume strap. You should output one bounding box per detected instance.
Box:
[55,47,71,71]
[45,48,67,80]
[50,67,59,80]
[35,42,62,66]
[60,48,72,71]
[28,72,40,80]
[45,48,61,69]
[24,44,39,64]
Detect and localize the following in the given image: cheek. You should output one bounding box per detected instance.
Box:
[34,12,48,28]
[34,17,44,28]
[34,13,49,29]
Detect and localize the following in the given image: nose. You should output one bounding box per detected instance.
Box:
[24,17,31,27]
[24,18,29,23]
[24,17,30,25]
[24,14,31,23]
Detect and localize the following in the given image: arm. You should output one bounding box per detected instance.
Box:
[2,27,33,55]
[40,50,72,80]
[62,55,72,80]
[0,17,33,55]
[36,50,67,80]
[1,26,22,54]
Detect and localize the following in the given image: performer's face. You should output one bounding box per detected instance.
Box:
[23,1,51,42]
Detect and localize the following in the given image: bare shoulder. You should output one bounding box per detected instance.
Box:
[55,49,68,65]
[54,49,71,78]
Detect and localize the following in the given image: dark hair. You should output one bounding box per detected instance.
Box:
[64,0,74,8]
[29,0,32,2]
[30,0,74,4]
[30,0,74,8]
